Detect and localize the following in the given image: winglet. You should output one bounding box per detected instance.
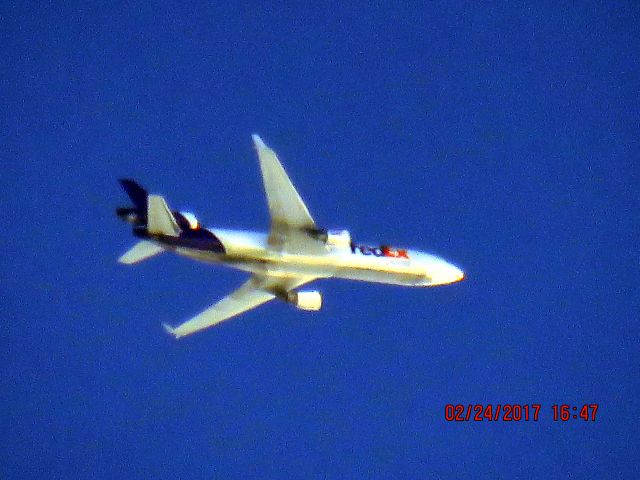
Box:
[252,133,266,150]
[162,323,180,339]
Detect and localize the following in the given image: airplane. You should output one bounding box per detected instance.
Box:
[117,135,464,339]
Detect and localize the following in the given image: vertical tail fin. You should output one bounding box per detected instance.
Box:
[117,179,148,225]
[119,179,148,210]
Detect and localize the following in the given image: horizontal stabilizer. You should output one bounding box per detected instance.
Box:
[118,240,164,264]
[147,195,180,236]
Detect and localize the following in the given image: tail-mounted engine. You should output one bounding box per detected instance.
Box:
[174,211,200,230]
[287,290,322,311]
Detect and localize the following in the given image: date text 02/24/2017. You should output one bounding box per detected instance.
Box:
[444,404,599,422]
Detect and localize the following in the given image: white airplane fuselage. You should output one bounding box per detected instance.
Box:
[170,227,464,287]
[117,134,464,338]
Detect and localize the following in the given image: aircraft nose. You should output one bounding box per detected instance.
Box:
[453,267,464,282]
[451,265,465,282]
[425,260,465,286]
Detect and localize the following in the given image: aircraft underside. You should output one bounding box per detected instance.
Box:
[175,242,427,286]
[116,134,464,338]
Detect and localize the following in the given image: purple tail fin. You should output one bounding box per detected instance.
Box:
[119,179,148,210]
[117,179,148,225]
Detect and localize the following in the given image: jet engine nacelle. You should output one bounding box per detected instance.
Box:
[174,211,200,230]
[288,290,322,311]
[323,229,352,248]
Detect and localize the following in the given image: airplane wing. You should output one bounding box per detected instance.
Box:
[163,274,316,338]
[252,134,317,232]
[252,134,328,254]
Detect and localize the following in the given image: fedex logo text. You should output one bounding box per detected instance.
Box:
[350,243,409,259]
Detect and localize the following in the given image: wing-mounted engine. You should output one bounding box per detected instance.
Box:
[312,229,351,248]
[287,290,322,311]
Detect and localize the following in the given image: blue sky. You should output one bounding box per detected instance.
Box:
[2,2,639,478]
